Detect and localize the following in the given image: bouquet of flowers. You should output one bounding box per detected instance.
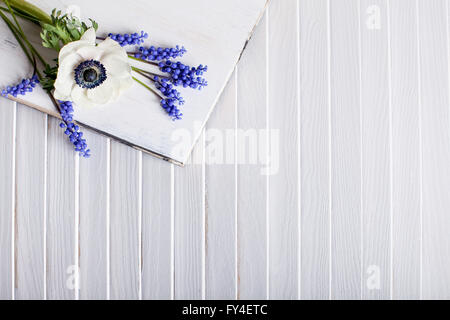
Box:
[0,0,208,158]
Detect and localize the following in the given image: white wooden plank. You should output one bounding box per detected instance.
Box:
[205,71,237,300]
[174,131,205,299]
[0,99,15,300]
[14,104,46,300]
[389,0,421,300]
[79,131,109,300]
[330,0,362,299]
[267,0,299,300]
[360,0,391,299]
[1,0,269,164]
[46,116,77,300]
[418,0,450,299]
[141,154,173,300]
[298,0,330,300]
[236,14,268,300]
[110,142,141,299]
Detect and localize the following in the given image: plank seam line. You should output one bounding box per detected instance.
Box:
[265,10,270,300]
[358,0,364,300]
[106,138,111,300]
[74,140,80,300]
[11,101,16,300]
[202,131,206,300]
[386,0,394,301]
[138,150,143,300]
[415,0,423,300]
[234,68,238,301]
[170,163,175,300]
[296,0,302,301]
[327,0,333,301]
[43,113,48,300]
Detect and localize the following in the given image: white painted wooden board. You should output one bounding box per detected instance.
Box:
[15,104,46,300]
[236,14,268,300]
[205,72,237,300]
[329,0,362,299]
[46,117,78,300]
[360,0,391,299]
[418,0,450,300]
[0,99,14,300]
[0,0,269,165]
[174,132,205,299]
[4,0,450,300]
[109,142,141,299]
[268,0,299,300]
[79,130,109,299]
[141,154,173,300]
[299,0,330,300]
[389,0,421,300]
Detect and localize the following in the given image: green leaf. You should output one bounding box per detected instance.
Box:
[39,8,100,51]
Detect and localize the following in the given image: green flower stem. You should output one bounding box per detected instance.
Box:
[131,66,164,79]
[1,0,51,24]
[128,55,159,66]
[3,1,47,67]
[0,9,42,79]
[132,76,164,99]
[0,6,40,24]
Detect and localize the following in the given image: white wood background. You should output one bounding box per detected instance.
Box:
[1,0,450,300]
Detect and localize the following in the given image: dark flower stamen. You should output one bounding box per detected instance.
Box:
[74,59,107,89]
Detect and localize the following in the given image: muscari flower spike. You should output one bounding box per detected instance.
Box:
[160,98,183,121]
[158,60,208,90]
[58,100,90,158]
[1,75,39,97]
[108,31,148,47]
[134,45,187,61]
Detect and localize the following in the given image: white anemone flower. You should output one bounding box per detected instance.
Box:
[53,28,133,107]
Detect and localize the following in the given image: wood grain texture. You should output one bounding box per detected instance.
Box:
[418,0,450,299]
[299,0,330,300]
[0,99,15,300]
[389,0,421,300]
[110,142,141,300]
[268,0,299,300]
[205,71,237,300]
[329,0,362,299]
[236,14,268,300]
[14,105,46,300]
[46,117,77,300]
[360,0,391,299]
[141,154,173,300]
[79,131,109,300]
[174,131,205,300]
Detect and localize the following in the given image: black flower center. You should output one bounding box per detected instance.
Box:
[83,68,98,82]
[74,60,107,89]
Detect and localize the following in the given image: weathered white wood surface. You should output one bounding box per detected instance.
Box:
[418,0,450,300]
[298,0,330,300]
[360,0,391,300]
[329,0,362,299]
[236,15,268,300]
[15,105,46,300]
[2,0,450,300]
[389,0,421,300]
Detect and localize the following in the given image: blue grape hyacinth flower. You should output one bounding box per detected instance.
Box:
[158,61,208,90]
[1,75,39,97]
[58,100,90,158]
[108,31,148,47]
[134,45,187,61]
